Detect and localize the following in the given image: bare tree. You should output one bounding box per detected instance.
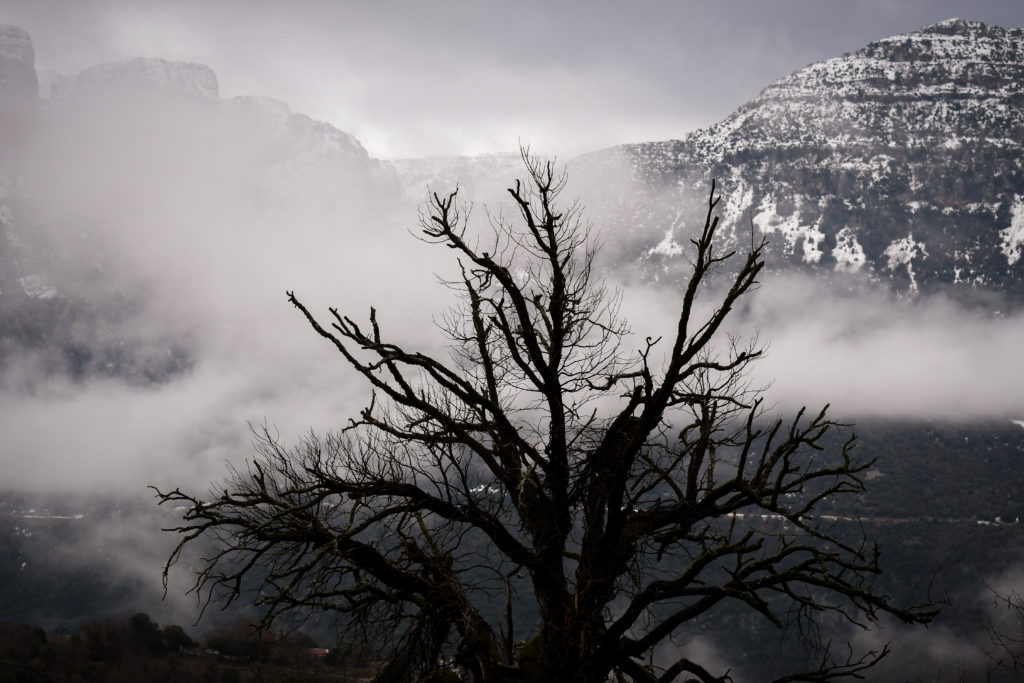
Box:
[156,152,934,683]
[986,585,1024,675]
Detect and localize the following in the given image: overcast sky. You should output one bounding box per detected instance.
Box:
[5,0,1024,158]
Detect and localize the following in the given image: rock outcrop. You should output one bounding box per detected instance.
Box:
[573,19,1024,297]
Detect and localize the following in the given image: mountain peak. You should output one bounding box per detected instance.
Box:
[0,24,32,60]
[919,18,993,36]
[0,25,37,100]
[574,18,1024,296]
[72,57,219,100]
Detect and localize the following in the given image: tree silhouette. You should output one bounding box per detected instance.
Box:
[157,152,934,682]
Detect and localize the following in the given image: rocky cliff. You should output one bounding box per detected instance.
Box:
[573,18,1024,297]
[0,24,36,100]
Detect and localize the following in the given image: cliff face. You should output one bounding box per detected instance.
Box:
[0,25,38,141]
[0,25,37,100]
[573,19,1024,297]
[70,57,219,100]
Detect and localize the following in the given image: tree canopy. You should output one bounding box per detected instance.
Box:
[157,153,934,683]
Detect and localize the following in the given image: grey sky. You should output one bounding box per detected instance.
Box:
[4,0,1024,158]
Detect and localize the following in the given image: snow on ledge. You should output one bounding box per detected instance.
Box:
[883,233,928,294]
[649,226,684,257]
[752,196,825,264]
[999,195,1024,266]
[832,227,866,273]
[19,275,57,299]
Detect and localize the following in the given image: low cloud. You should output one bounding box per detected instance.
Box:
[1,89,450,495]
[740,273,1024,421]
[609,267,1024,424]
[3,92,1023,502]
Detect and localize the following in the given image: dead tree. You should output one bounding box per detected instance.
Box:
[986,585,1024,675]
[156,151,935,683]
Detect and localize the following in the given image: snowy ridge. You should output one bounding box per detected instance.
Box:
[573,18,1024,297]
[227,96,372,167]
[71,57,219,100]
[0,24,36,98]
[680,18,1024,164]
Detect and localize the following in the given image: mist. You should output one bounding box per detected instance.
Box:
[1,88,454,494]
[734,273,1024,421]
[3,88,1023,498]
[599,179,1024,426]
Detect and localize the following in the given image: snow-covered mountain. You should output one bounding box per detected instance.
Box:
[3,18,1024,385]
[61,57,219,101]
[572,18,1024,297]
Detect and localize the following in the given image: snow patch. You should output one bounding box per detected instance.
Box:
[649,226,684,257]
[721,178,753,226]
[998,195,1024,266]
[883,234,928,293]
[832,227,866,273]
[19,275,57,299]
[752,196,824,263]
[720,177,754,246]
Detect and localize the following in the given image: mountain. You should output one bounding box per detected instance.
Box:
[571,18,1024,297]
[4,17,1023,387]
[0,25,398,385]
[390,152,526,205]
[68,57,219,100]
[0,24,35,101]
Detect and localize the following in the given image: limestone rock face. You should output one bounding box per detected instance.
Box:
[0,25,37,100]
[72,57,219,100]
[571,19,1024,298]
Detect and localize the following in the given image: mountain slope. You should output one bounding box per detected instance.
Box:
[573,19,1024,297]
